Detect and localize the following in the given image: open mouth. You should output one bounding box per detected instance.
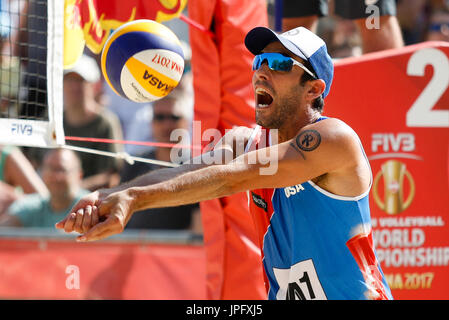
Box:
[255,88,273,108]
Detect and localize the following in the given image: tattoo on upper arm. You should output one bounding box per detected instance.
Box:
[289,142,306,160]
[296,130,321,152]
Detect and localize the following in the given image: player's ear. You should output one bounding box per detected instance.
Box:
[306,79,326,101]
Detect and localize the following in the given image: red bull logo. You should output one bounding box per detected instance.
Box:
[64,0,186,68]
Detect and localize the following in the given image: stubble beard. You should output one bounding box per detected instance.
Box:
[255,88,300,129]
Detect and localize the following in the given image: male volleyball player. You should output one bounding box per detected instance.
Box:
[56,26,393,300]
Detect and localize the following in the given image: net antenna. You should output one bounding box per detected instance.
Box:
[0,0,64,147]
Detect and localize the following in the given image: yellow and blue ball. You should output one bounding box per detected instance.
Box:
[101,19,185,103]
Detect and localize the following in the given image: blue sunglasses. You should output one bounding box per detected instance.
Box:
[252,52,316,78]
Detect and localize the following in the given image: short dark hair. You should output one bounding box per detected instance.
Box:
[299,60,324,113]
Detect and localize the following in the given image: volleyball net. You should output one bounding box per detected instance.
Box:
[0,0,193,167]
[0,0,64,147]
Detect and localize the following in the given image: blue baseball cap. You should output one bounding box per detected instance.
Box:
[245,26,334,98]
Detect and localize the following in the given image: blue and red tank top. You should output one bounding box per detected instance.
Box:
[245,119,393,300]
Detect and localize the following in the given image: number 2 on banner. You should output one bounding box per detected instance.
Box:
[406,48,449,127]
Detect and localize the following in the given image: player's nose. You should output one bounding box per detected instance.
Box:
[254,62,271,82]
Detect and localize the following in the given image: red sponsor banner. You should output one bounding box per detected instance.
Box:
[325,41,449,299]
[0,235,205,299]
[64,0,187,68]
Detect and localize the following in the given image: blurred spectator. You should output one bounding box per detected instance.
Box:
[276,0,404,56]
[397,0,428,45]
[119,75,201,232]
[317,16,363,58]
[0,0,10,36]
[396,0,449,44]
[0,5,20,118]
[63,54,124,191]
[0,144,48,214]
[15,0,48,119]
[0,48,20,118]
[101,82,153,156]
[8,0,48,168]
[426,0,449,41]
[0,148,87,227]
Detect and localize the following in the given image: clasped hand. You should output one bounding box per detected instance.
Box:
[55,189,134,242]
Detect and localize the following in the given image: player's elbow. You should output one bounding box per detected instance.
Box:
[221,177,243,196]
[218,162,257,196]
[210,165,238,196]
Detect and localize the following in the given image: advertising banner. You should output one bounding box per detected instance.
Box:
[325,41,449,299]
[0,235,206,299]
[63,0,187,68]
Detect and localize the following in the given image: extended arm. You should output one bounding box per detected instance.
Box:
[127,129,337,210]
[55,126,253,233]
[75,119,365,241]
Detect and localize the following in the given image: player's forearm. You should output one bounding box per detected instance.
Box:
[122,163,204,189]
[100,148,234,196]
[125,144,287,212]
[127,160,253,212]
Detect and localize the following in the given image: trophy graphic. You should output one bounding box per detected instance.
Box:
[373,160,415,215]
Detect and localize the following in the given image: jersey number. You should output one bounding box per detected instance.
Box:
[286,272,315,300]
[273,259,327,300]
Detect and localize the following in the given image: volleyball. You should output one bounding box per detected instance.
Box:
[101,19,185,103]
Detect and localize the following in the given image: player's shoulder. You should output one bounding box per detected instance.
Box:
[302,116,359,142]
[295,117,363,160]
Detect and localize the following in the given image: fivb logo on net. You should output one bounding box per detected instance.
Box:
[168,121,279,175]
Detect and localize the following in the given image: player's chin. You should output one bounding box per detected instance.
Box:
[255,97,275,123]
[255,109,275,128]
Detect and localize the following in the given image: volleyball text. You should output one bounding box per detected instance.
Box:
[151,53,184,76]
[143,70,175,94]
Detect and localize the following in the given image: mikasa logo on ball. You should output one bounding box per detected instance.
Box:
[142,70,175,94]
[123,56,179,100]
